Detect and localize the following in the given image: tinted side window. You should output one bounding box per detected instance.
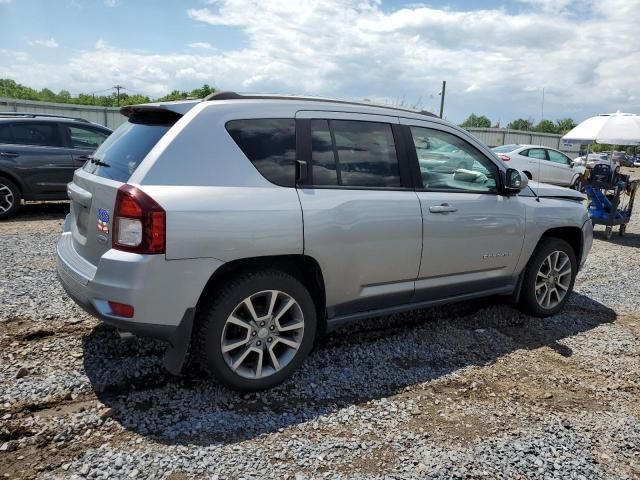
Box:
[526,148,547,160]
[547,149,571,165]
[409,126,499,193]
[310,119,338,185]
[66,126,109,150]
[226,119,296,187]
[0,124,12,143]
[11,122,62,147]
[309,120,401,188]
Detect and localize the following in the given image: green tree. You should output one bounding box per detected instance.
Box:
[57,90,72,103]
[555,118,576,134]
[534,120,558,134]
[460,113,492,128]
[0,78,210,106]
[507,118,534,131]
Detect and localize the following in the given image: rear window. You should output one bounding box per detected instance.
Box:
[225,119,296,187]
[83,120,171,182]
[492,144,519,153]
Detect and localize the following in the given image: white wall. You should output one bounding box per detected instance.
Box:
[0,97,126,130]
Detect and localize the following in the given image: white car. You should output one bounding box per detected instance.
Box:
[492,144,585,189]
[633,157,640,168]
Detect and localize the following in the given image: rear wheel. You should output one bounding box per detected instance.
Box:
[519,237,576,317]
[0,176,21,220]
[195,270,317,391]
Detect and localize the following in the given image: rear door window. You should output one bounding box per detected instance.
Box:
[309,119,401,188]
[226,119,296,187]
[0,124,12,143]
[11,122,62,147]
[83,120,172,182]
[310,119,338,185]
[65,125,110,150]
[525,148,547,160]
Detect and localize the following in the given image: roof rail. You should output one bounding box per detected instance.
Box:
[202,91,437,118]
[0,112,91,123]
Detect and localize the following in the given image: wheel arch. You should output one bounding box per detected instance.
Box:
[523,170,533,180]
[539,226,583,263]
[196,254,328,335]
[0,168,26,198]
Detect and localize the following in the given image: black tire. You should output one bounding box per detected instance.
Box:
[0,176,21,220]
[571,177,584,192]
[194,270,317,391]
[519,237,577,317]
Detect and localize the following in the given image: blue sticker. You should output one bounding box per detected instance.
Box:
[97,208,110,234]
[98,208,110,223]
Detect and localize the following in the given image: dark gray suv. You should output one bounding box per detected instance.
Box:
[0,113,112,219]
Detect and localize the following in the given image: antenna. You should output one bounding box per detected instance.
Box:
[439,80,446,119]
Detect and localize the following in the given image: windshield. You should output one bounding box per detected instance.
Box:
[82,121,172,182]
[492,144,519,153]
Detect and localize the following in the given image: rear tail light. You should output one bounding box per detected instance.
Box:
[108,301,135,318]
[113,185,165,254]
[498,155,510,162]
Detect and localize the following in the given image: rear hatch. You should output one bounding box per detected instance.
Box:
[67,108,182,267]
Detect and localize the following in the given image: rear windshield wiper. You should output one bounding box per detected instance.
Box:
[87,156,110,167]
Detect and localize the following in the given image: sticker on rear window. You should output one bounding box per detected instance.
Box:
[97,208,110,235]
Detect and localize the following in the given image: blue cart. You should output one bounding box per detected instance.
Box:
[585,164,638,239]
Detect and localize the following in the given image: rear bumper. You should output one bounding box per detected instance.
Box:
[55,228,222,342]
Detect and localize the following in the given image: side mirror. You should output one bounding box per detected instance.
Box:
[504,168,528,194]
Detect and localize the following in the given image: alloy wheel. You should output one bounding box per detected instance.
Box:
[0,184,14,214]
[220,290,305,379]
[535,251,572,309]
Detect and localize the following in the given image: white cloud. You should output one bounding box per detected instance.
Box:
[104,0,118,6]
[186,42,216,51]
[0,0,12,4]
[3,0,640,123]
[29,37,59,48]
[517,0,577,14]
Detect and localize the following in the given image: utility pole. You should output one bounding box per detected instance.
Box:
[439,80,446,119]
[113,84,123,106]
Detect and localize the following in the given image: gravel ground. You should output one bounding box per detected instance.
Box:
[1,185,639,479]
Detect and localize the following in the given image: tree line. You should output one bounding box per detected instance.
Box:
[0,78,216,107]
[459,113,577,135]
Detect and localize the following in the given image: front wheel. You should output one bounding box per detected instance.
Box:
[571,177,585,192]
[519,238,577,317]
[194,270,317,391]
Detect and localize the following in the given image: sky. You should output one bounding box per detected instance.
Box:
[0,0,638,124]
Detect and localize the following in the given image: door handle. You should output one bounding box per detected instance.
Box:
[0,151,19,158]
[429,203,458,214]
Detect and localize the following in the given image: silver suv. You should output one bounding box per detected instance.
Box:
[56,92,593,391]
